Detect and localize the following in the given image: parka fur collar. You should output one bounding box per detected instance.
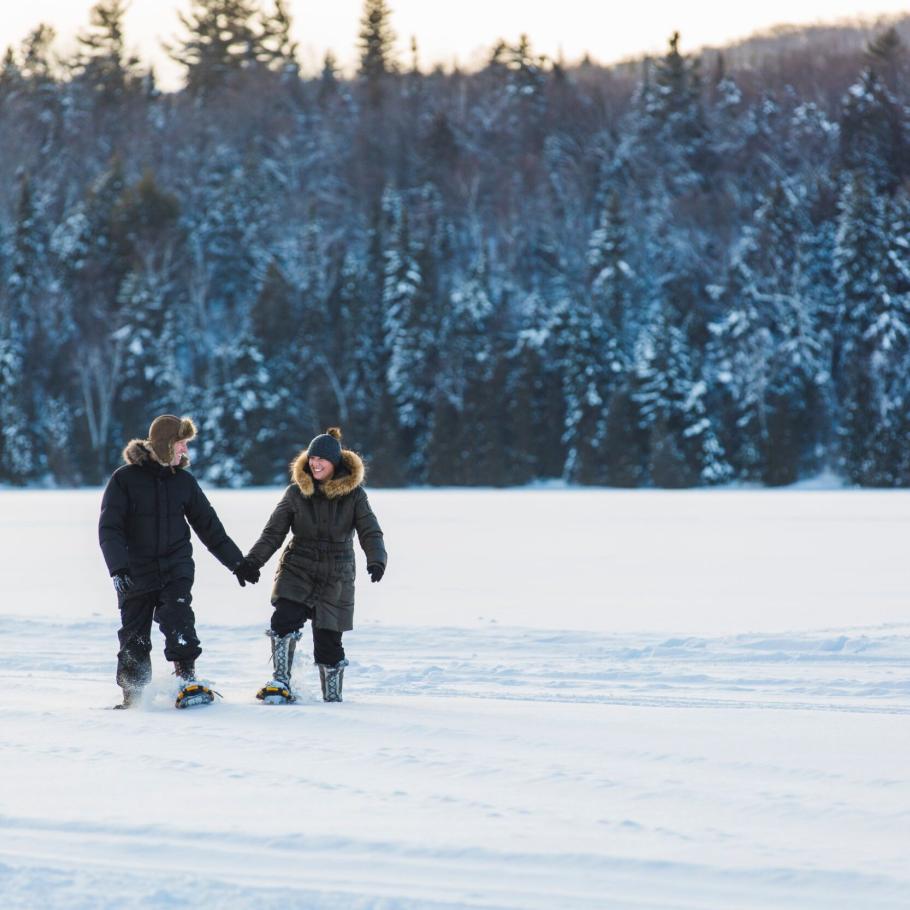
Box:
[122,439,190,470]
[292,449,365,499]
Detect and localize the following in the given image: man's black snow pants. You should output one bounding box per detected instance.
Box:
[116,579,201,690]
[270,597,345,665]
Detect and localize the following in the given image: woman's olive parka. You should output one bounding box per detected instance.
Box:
[246,448,386,632]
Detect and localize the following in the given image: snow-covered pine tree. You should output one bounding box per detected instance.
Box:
[419,109,460,187]
[502,285,566,483]
[709,294,774,481]
[245,257,315,482]
[357,0,397,108]
[0,324,33,482]
[709,182,823,484]
[707,57,745,162]
[50,159,133,479]
[197,329,278,486]
[0,173,47,481]
[73,0,141,105]
[317,51,340,104]
[785,102,839,181]
[635,304,731,487]
[331,249,376,426]
[185,149,261,324]
[382,188,434,479]
[346,200,404,481]
[505,35,548,150]
[839,68,906,193]
[551,292,614,484]
[886,189,910,483]
[855,186,910,484]
[279,210,352,433]
[18,24,58,84]
[110,170,184,434]
[588,190,634,339]
[169,0,283,95]
[641,32,712,186]
[259,0,299,79]
[865,27,908,95]
[0,46,23,101]
[599,378,649,488]
[832,170,901,484]
[252,257,296,345]
[800,175,840,389]
[426,252,497,484]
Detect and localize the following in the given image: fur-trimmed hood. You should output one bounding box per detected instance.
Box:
[122,439,190,470]
[292,448,365,499]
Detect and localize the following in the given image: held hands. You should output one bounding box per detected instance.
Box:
[233,557,261,587]
[112,570,133,596]
[367,562,385,583]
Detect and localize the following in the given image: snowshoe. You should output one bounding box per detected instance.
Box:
[175,680,216,709]
[256,680,296,705]
[172,659,216,709]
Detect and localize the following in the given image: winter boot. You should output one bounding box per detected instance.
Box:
[256,630,302,705]
[318,658,349,702]
[173,659,215,709]
[115,646,151,709]
[114,687,141,710]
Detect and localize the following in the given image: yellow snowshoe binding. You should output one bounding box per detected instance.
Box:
[175,681,215,709]
[256,681,295,704]
[173,659,215,709]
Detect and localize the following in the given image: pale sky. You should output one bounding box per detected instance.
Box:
[3,0,908,89]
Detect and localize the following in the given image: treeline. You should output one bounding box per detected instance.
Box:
[1,0,909,487]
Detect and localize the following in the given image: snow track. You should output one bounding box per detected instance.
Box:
[1,488,909,908]
[1,616,908,909]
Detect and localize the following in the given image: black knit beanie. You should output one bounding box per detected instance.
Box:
[307,427,343,467]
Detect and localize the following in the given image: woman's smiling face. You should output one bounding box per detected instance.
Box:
[309,455,335,481]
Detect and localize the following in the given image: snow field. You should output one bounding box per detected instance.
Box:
[1,488,908,909]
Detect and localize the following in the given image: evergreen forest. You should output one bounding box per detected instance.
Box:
[1,0,909,488]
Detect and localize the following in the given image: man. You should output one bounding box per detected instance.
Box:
[98,415,260,709]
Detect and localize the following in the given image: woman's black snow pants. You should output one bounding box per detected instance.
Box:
[270,597,345,665]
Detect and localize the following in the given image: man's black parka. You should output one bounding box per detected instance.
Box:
[99,440,243,592]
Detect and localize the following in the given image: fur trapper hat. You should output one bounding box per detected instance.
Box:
[147,415,197,465]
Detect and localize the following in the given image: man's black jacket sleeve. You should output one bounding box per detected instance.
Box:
[185,476,243,570]
[99,472,130,575]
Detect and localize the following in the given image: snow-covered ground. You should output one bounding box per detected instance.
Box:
[1,488,908,909]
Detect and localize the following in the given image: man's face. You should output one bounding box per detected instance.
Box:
[171,439,189,466]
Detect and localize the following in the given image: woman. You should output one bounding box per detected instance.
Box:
[236,428,387,703]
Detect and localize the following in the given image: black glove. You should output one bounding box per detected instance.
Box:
[233,557,260,587]
[112,570,133,596]
[367,562,384,583]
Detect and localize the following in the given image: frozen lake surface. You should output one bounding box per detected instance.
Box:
[1,487,908,909]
